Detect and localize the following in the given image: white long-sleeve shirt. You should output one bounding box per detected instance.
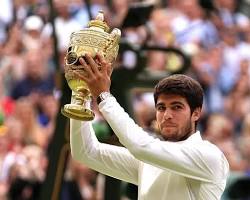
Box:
[70,96,229,200]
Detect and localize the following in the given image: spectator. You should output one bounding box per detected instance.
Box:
[203,113,248,171]
[10,49,54,100]
[8,145,47,200]
[42,0,82,51]
[37,92,59,140]
[22,15,45,50]
[0,22,26,95]
[192,46,224,114]
[12,98,49,148]
[62,158,99,200]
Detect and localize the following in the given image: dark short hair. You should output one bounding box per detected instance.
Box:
[154,74,204,113]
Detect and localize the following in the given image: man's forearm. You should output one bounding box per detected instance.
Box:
[70,119,140,185]
[70,119,99,162]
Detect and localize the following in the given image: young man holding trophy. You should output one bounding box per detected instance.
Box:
[67,11,229,200]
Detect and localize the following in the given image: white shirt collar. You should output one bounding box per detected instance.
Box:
[187,131,202,142]
[173,131,202,144]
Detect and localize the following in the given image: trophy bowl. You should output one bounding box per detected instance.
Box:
[61,11,121,121]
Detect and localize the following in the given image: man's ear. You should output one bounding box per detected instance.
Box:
[192,108,202,122]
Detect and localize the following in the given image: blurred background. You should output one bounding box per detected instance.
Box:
[0,0,250,199]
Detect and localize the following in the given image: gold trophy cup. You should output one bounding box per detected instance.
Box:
[61,11,121,121]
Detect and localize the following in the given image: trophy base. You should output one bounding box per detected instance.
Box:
[61,104,95,121]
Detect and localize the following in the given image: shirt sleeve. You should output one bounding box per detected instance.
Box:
[99,96,229,183]
[70,119,140,185]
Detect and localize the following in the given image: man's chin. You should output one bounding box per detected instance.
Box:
[161,130,178,141]
[162,127,176,134]
[163,136,178,142]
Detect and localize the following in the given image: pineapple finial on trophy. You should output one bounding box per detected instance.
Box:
[88,10,109,32]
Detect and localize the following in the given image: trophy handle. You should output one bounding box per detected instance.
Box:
[108,28,121,48]
[104,28,121,63]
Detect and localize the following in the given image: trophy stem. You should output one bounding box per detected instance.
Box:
[61,88,95,121]
[74,88,88,105]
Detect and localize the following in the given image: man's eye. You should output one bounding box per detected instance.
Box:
[156,105,165,111]
[173,105,182,110]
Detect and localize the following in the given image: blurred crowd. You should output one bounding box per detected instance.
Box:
[0,0,250,199]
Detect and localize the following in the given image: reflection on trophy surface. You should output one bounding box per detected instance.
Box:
[61,11,121,121]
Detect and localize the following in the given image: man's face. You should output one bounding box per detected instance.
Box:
[155,94,200,141]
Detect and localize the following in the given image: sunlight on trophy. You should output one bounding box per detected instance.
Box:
[61,11,121,121]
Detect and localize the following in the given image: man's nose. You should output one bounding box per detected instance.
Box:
[163,108,173,119]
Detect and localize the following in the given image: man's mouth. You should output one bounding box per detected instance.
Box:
[161,125,177,130]
[162,122,177,127]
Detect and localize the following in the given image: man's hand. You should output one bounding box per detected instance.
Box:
[74,53,112,99]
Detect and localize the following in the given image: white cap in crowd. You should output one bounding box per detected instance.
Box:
[24,15,44,31]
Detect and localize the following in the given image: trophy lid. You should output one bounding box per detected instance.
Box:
[88,11,110,32]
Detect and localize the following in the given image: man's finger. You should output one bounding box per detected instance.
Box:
[95,53,110,75]
[73,71,88,82]
[107,62,113,77]
[96,53,106,65]
[85,54,100,74]
[79,57,94,77]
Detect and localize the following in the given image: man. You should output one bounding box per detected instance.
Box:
[70,53,229,199]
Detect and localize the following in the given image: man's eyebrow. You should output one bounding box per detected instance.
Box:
[155,102,165,107]
[170,101,185,106]
[156,101,185,107]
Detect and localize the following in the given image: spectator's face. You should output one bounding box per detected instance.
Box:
[39,94,59,118]
[215,0,236,11]
[112,0,128,10]
[155,94,200,141]
[25,50,46,79]
[180,0,202,19]
[54,0,70,18]
[220,28,237,45]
